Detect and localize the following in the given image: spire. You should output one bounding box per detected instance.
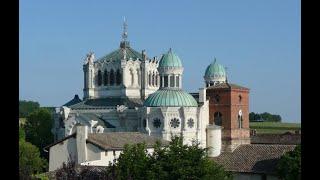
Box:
[213,57,217,63]
[120,17,130,48]
[122,16,128,41]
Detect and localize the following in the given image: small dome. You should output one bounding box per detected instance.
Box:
[204,58,226,81]
[158,48,182,67]
[144,89,198,107]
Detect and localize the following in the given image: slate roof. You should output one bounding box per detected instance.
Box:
[206,83,249,90]
[69,98,143,109]
[251,133,301,145]
[63,95,82,107]
[87,132,169,150]
[44,132,168,151]
[77,113,116,128]
[211,144,296,174]
[96,46,142,62]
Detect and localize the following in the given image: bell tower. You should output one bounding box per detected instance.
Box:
[204,59,250,152]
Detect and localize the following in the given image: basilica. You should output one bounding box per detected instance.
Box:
[49,20,252,171]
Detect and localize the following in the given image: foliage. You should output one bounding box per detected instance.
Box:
[277,145,301,180]
[249,112,282,122]
[19,140,47,179]
[19,100,40,118]
[19,126,26,141]
[53,136,232,180]
[111,136,232,180]
[24,108,54,159]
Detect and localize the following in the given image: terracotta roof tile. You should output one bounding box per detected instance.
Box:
[211,144,296,174]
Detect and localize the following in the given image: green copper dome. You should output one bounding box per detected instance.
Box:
[158,48,182,67]
[144,89,198,107]
[204,58,226,78]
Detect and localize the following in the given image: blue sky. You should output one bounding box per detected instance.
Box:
[19,0,301,122]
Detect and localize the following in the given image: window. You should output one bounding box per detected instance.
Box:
[104,70,108,85]
[170,75,175,87]
[239,95,242,103]
[97,70,102,86]
[155,74,158,86]
[170,118,180,128]
[105,151,108,156]
[164,76,168,87]
[238,115,243,128]
[142,119,146,128]
[110,69,115,85]
[176,76,180,88]
[116,69,122,85]
[214,94,220,103]
[187,118,194,128]
[153,118,161,128]
[152,73,155,86]
[149,73,152,86]
[214,112,222,126]
[160,76,163,87]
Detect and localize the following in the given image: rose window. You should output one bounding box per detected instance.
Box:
[170,118,180,128]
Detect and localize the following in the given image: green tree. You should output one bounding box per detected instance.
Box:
[19,126,26,141]
[277,145,301,180]
[112,136,232,180]
[24,108,54,159]
[19,139,47,179]
[19,100,40,118]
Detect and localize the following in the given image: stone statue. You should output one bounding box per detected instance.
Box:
[85,52,95,64]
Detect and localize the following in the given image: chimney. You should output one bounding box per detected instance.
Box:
[76,125,88,164]
[199,88,206,103]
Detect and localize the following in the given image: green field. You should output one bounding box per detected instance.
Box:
[249,122,301,134]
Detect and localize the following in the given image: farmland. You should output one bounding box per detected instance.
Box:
[249,122,301,134]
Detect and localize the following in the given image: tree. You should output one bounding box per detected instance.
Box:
[19,139,47,179]
[19,100,40,118]
[24,108,54,159]
[112,136,232,180]
[249,112,256,121]
[277,145,301,180]
[19,126,26,141]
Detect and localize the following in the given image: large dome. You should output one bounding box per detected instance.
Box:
[204,58,227,85]
[144,89,198,107]
[158,48,182,67]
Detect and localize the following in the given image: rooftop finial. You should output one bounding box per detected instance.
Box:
[122,16,128,41]
[213,57,217,63]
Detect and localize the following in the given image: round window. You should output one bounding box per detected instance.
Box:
[187,118,194,128]
[170,118,180,128]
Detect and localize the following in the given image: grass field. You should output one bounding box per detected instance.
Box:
[249,122,301,134]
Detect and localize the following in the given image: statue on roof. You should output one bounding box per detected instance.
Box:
[84,51,95,64]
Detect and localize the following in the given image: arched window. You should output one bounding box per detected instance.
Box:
[176,76,180,88]
[149,73,152,86]
[214,112,222,126]
[152,73,155,86]
[104,70,108,86]
[160,76,163,87]
[164,75,168,87]
[155,74,158,86]
[116,69,122,85]
[238,115,243,128]
[130,69,134,86]
[97,70,102,86]
[170,75,175,87]
[137,69,141,86]
[110,69,115,85]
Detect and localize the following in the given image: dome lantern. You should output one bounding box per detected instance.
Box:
[204,58,227,87]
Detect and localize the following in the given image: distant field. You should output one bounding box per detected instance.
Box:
[250,122,301,134]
